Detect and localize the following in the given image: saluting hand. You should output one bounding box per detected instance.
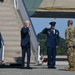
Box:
[56,46,59,48]
[46,25,51,29]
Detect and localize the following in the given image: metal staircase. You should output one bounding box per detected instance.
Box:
[0,0,42,64]
[0,0,21,63]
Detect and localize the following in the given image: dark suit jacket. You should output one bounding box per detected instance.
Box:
[42,28,60,47]
[0,0,4,2]
[21,27,30,47]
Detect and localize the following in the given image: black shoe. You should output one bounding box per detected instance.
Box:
[21,67,26,69]
[50,67,56,69]
[26,67,32,69]
[48,67,56,69]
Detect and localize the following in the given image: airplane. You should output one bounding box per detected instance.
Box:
[0,0,75,65]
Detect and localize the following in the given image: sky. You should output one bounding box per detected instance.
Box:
[31,18,75,38]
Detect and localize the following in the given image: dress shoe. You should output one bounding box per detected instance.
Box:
[21,67,26,69]
[48,67,56,69]
[26,67,32,69]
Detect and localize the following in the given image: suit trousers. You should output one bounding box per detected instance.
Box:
[21,46,31,67]
[47,47,56,67]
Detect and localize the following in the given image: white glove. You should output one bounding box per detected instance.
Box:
[46,25,51,29]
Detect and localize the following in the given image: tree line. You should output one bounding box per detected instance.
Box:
[37,32,67,55]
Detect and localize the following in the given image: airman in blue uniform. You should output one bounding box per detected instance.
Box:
[42,22,60,69]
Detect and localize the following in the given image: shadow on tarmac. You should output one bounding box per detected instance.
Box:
[0,63,69,71]
[0,63,21,69]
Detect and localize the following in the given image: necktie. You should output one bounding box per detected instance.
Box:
[52,29,54,34]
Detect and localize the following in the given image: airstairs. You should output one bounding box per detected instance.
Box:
[0,0,41,64]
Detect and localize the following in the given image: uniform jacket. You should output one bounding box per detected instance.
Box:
[65,25,75,47]
[42,28,59,47]
[21,27,30,47]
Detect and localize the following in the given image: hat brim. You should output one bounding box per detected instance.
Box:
[49,22,56,26]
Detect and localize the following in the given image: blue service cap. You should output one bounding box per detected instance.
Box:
[49,21,56,26]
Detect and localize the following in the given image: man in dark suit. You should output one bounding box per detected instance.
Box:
[21,21,32,69]
[42,21,60,69]
[0,0,4,2]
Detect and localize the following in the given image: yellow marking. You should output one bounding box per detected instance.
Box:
[38,7,75,10]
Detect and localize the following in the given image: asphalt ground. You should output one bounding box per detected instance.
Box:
[0,62,75,75]
[0,56,75,75]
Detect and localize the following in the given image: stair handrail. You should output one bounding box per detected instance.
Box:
[0,32,4,63]
[15,0,42,64]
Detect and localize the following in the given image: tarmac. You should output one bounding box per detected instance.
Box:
[0,62,75,75]
[0,56,75,75]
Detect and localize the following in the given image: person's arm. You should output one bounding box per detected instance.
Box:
[65,29,69,45]
[21,27,29,34]
[42,28,48,34]
[42,25,51,34]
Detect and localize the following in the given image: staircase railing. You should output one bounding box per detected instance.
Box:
[0,33,4,63]
[13,0,42,64]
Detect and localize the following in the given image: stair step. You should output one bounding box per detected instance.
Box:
[0,25,20,30]
[2,36,20,40]
[0,13,17,17]
[0,9,15,12]
[4,57,21,63]
[0,14,18,18]
[0,7,14,11]
[4,40,20,46]
[1,33,20,37]
[5,43,21,46]
[4,49,21,53]
[0,24,20,27]
[0,17,18,21]
[0,19,19,22]
[4,46,21,51]
[2,34,20,37]
[0,12,16,16]
[0,26,20,31]
[4,51,21,57]
[0,3,13,7]
[0,15,17,18]
[0,21,19,25]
